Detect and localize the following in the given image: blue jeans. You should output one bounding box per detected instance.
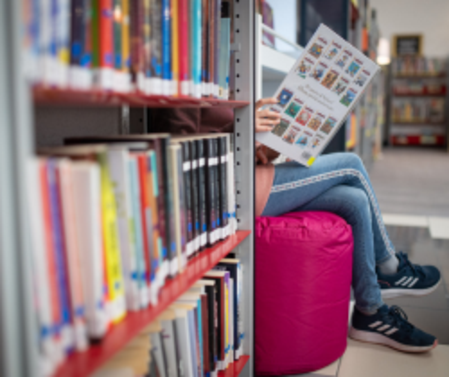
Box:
[262,153,396,314]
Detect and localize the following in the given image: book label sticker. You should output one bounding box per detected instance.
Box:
[256,24,380,167]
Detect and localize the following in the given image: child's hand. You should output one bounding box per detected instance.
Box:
[255,97,282,133]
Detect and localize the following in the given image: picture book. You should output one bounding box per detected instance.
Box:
[256,24,380,167]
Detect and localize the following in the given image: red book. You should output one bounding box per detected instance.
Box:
[179,0,190,95]
[99,0,114,68]
[39,161,62,340]
[137,154,152,287]
[201,294,210,373]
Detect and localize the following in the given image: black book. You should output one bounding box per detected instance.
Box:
[204,138,217,246]
[189,141,200,253]
[212,138,221,242]
[195,139,208,249]
[70,0,84,67]
[217,136,229,239]
[205,283,217,372]
[181,142,194,258]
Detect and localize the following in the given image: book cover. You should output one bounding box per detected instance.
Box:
[128,156,150,308]
[256,24,380,167]
[149,0,163,94]
[181,142,194,258]
[179,0,190,96]
[161,0,172,95]
[189,141,200,253]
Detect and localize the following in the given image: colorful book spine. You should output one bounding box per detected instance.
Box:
[196,139,208,248]
[128,156,150,308]
[181,143,194,258]
[201,0,208,96]
[122,0,131,75]
[143,0,151,93]
[47,159,74,353]
[112,0,123,87]
[149,0,163,94]
[98,152,126,323]
[190,141,200,253]
[57,0,71,86]
[130,0,145,91]
[191,0,202,98]
[218,18,230,99]
[70,0,84,67]
[161,0,171,95]
[171,0,180,96]
[179,0,190,96]
[207,0,215,97]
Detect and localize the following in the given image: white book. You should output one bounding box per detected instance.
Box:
[173,306,195,377]
[149,331,167,377]
[108,147,140,311]
[256,24,380,167]
[161,317,179,377]
[71,162,108,339]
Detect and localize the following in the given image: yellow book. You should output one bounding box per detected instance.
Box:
[171,0,179,96]
[122,0,130,72]
[98,152,126,323]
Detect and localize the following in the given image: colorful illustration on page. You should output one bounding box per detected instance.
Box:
[321,69,339,89]
[311,135,325,149]
[282,125,301,144]
[307,112,326,131]
[295,130,313,148]
[320,116,337,135]
[284,98,305,118]
[354,69,371,87]
[308,36,328,59]
[335,49,353,69]
[310,62,329,82]
[345,58,363,78]
[271,118,290,137]
[332,77,350,95]
[295,57,315,79]
[296,106,315,126]
[324,41,342,61]
[340,88,358,107]
[277,88,294,108]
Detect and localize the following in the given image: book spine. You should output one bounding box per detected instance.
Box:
[226,136,236,234]
[143,0,151,93]
[212,138,220,243]
[174,315,194,377]
[70,0,84,68]
[224,273,229,365]
[218,18,230,99]
[149,0,163,94]
[179,0,189,96]
[176,146,187,271]
[98,152,126,323]
[219,277,225,367]
[182,143,194,258]
[204,139,217,246]
[196,299,204,377]
[128,157,149,308]
[213,0,220,97]
[57,0,70,86]
[206,285,217,372]
[201,0,208,96]
[130,0,145,90]
[207,0,214,97]
[113,0,123,73]
[201,295,210,374]
[171,0,180,96]
[218,136,228,239]
[191,0,202,98]
[122,0,131,78]
[80,0,93,89]
[196,139,207,248]
[97,0,114,89]
[150,332,168,377]
[47,160,73,353]
[189,141,200,253]
[161,0,171,95]
[161,320,180,377]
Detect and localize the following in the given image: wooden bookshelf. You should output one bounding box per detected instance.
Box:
[33,86,250,109]
[52,231,250,377]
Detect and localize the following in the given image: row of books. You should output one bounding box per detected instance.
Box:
[27,133,238,376]
[392,78,447,96]
[392,57,447,77]
[94,265,244,377]
[22,0,234,99]
[391,98,445,124]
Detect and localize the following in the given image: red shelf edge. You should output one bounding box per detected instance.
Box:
[32,86,250,109]
[53,230,251,377]
[218,355,250,377]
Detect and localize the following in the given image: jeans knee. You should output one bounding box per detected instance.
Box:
[346,153,364,171]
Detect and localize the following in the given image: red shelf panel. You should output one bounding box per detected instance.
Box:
[391,135,446,146]
[218,356,250,377]
[393,74,447,79]
[393,92,446,97]
[33,86,250,108]
[53,230,251,377]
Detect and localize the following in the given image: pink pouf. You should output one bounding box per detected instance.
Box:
[255,212,353,376]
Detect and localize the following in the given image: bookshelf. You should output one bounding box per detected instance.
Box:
[0,2,255,377]
[387,57,449,147]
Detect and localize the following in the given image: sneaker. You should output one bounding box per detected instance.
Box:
[349,305,438,353]
[377,252,441,299]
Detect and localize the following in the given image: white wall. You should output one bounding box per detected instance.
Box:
[370,0,449,57]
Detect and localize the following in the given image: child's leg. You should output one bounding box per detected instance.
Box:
[298,185,384,314]
[263,153,396,266]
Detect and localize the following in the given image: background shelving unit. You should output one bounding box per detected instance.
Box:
[0,1,255,376]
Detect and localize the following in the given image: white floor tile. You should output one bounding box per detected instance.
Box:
[338,339,449,377]
[285,358,340,377]
[429,217,449,239]
[382,213,429,228]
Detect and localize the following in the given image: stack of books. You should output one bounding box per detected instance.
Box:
[392,98,445,124]
[392,57,447,77]
[23,0,233,99]
[27,134,238,376]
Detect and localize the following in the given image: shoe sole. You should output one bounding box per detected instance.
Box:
[381,278,441,299]
[349,326,438,353]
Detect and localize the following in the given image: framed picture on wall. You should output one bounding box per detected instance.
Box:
[392,34,423,57]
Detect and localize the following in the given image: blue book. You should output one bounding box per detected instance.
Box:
[128,158,148,308]
[162,0,171,94]
[196,298,204,377]
[47,160,72,352]
[191,0,202,97]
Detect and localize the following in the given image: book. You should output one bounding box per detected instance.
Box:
[213,0,221,98]
[180,142,195,258]
[256,24,380,167]
[160,310,180,377]
[207,0,215,97]
[173,305,195,377]
[204,138,218,245]
[201,0,209,96]
[130,0,145,91]
[217,136,229,239]
[149,0,163,94]
[191,0,202,98]
[142,0,151,94]
[179,0,190,96]
[189,141,201,253]
[161,0,171,95]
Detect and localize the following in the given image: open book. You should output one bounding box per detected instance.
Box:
[256,24,380,167]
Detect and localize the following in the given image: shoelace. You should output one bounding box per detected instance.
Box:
[397,251,426,279]
[388,305,414,333]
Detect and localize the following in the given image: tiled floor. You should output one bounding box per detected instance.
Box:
[293,148,449,376]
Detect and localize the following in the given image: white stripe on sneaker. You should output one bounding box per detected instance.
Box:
[408,277,419,288]
[401,277,413,286]
[377,324,391,332]
[385,327,399,335]
[395,276,407,285]
[368,321,383,329]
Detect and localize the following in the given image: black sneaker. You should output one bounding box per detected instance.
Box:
[377,252,441,299]
[349,305,438,353]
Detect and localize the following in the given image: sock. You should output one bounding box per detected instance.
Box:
[378,255,399,275]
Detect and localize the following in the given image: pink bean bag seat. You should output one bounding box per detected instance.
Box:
[255,212,353,376]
